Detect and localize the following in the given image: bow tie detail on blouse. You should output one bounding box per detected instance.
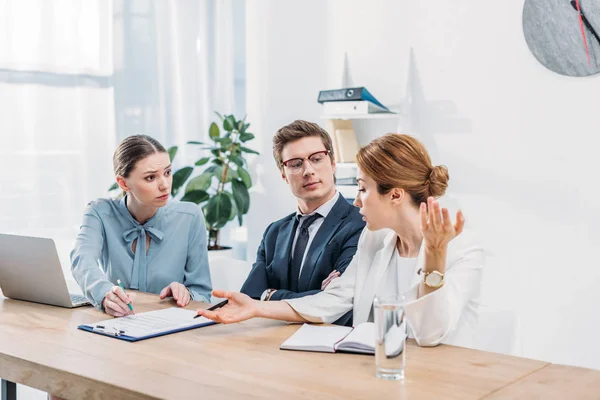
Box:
[122,225,164,292]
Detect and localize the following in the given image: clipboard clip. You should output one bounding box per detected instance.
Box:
[93,325,126,337]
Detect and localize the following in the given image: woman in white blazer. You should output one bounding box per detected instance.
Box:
[197,133,484,348]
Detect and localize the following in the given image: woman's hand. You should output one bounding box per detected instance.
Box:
[321,270,340,290]
[102,286,135,317]
[196,290,260,324]
[159,282,191,307]
[420,196,464,252]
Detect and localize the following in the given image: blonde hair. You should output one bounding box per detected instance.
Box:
[356,133,449,205]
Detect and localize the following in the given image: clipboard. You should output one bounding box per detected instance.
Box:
[77,307,216,342]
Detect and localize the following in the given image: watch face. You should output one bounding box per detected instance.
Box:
[426,273,443,287]
[523,0,600,76]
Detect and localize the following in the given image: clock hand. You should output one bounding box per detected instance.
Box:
[570,1,600,48]
[571,0,591,65]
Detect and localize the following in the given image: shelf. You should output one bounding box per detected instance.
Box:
[320,113,402,120]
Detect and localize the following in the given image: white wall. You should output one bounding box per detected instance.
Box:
[245,0,600,369]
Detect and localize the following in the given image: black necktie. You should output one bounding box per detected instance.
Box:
[289,213,322,291]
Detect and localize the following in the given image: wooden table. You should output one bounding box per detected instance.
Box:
[0,292,598,400]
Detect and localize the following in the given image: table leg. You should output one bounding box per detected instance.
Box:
[1,380,17,400]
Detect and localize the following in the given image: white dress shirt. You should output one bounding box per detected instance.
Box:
[292,191,341,278]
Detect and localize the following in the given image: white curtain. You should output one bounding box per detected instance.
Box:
[112,0,239,167]
[0,0,241,267]
[0,0,116,265]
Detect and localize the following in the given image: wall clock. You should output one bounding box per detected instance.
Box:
[523,0,600,76]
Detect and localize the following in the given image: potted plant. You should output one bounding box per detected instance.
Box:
[108,113,259,252]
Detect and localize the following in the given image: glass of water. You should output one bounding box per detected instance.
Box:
[373,295,407,380]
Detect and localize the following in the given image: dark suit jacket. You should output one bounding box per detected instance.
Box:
[241,195,365,324]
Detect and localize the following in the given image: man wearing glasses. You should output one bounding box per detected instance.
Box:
[240,120,365,325]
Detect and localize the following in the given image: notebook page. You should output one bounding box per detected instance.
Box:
[91,308,212,338]
[335,322,375,354]
[280,324,353,353]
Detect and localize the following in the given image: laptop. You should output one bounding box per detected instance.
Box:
[0,233,90,308]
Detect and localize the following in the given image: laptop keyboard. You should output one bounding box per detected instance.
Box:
[70,293,88,304]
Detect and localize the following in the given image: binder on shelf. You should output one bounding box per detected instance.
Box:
[318,87,389,111]
[322,100,392,116]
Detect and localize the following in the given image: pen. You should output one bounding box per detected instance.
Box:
[117,279,135,314]
[193,299,228,319]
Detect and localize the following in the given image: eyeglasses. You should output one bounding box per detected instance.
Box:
[281,150,331,175]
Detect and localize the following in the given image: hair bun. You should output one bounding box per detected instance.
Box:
[428,165,449,198]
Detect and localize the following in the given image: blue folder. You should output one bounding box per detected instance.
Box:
[78,319,216,342]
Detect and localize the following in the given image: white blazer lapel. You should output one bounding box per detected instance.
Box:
[354,231,398,324]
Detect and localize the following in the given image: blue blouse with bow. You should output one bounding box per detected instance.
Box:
[70,196,212,308]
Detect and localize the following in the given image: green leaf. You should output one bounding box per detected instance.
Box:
[210,148,221,157]
[205,193,233,229]
[215,111,224,121]
[180,190,209,204]
[229,154,245,167]
[187,141,205,145]
[194,157,210,166]
[236,120,245,132]
[167,146,178,162]
[211,158,224,166]
[216,166,237,183]
[185,173,212,192]
[240,146,259,155]
[239,133,255,143]
[108,182,119,191]
[225,192,237,221]
[212,165,224,181]
[171,167,193,196]
[209,122,220,140]
[237,167,252,188]
[204,165,218,174]
[232,179,250,222]
[223,115,235,132]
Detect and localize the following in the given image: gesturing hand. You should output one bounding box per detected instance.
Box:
[159,282,191,307]
[420,196,465,251]
[195,290,259,324]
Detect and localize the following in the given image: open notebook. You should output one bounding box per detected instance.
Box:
[78,307,215,342]
[280,323,377,355]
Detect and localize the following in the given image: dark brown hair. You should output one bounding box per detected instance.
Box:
[272,120,334,168]
[113,134,167,177]
[356,133,449,205]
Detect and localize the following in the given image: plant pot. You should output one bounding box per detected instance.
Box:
[208,247,234,262]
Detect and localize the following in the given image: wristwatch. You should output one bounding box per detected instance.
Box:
[418,269,445,288]
[260,288,277,301]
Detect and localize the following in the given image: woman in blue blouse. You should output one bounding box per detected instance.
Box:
[70,135,212,316]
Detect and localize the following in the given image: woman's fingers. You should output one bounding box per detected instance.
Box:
[181,287,190,307]
[159,285,171,299]
[441,207,452,230]
[105,299,127,316]
[171,283,180,301]
[455,210,465,235]
[196,308,221,322]
[112,286,131,305]
[420,202,428,231]
[212,289,233,300]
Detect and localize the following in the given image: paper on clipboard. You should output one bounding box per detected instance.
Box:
[84,307,214,339]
